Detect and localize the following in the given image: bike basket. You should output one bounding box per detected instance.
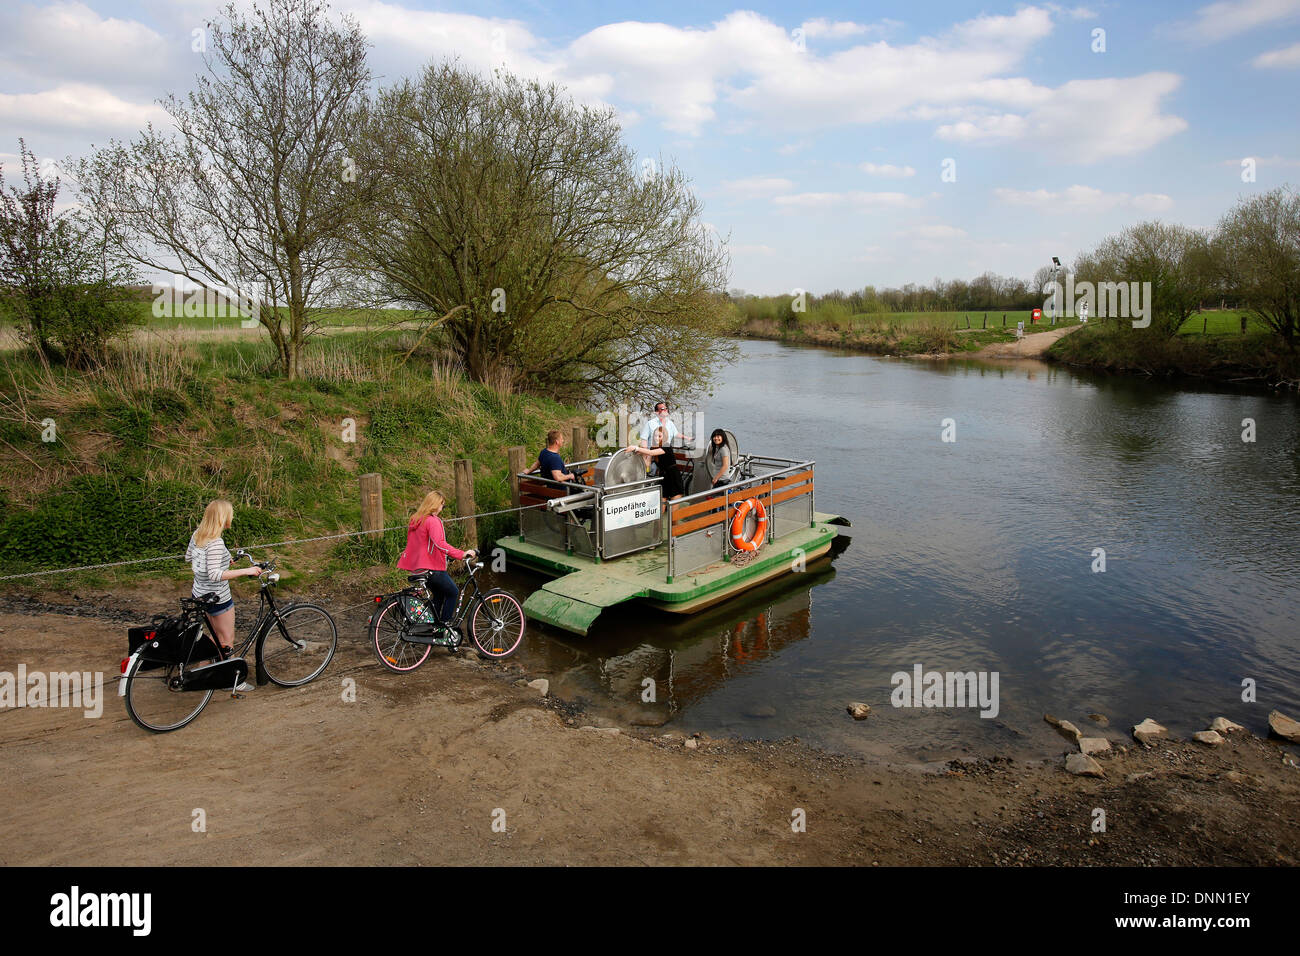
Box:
[400,594,436,624]
[128,615,220,667]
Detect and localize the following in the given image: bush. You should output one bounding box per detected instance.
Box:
[0,476,281,572]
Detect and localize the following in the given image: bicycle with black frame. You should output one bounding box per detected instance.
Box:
[370,555,526,672]
[119,551,338,732]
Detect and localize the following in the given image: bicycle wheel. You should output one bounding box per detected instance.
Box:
[124,659,213,733]
[372,596,432,673]
[258,603,338,687]
[469,590,526,658]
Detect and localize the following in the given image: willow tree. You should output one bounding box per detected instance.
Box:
[350,63,734,402]
[75,0,370,379]
[1073,221,1213,337]
[1215,186,1300,349]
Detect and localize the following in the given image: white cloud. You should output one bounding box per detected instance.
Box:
[1220,154,1300,166]
[722,176,796,198]
[860,162,917,178]
[772,191,922,209]
[777,140,811,155]
[1253,41,1300,67]
[1177,0,1300,43]
[329,4,1185,161]
[0,2,178,91]
[938,73,1188,162]
[995,185,1174,212]
[1132,193,1176,212]
[799,18,871,39]
[907,224,967,239]
[0,83,169,134]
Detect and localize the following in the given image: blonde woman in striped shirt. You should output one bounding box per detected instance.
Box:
[185,500,261,656]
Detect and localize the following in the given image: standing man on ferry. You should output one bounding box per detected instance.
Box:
[638,400,678,452]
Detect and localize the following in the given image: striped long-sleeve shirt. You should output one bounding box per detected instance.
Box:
[185,533,232,604]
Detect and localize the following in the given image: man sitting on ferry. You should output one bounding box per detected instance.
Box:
[536,429,584,483]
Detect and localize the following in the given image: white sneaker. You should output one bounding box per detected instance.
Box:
[234,681,254,692]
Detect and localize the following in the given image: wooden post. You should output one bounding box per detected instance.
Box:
[1241,315,1248,335]
[507,446,527,512]
[571,426,588,463]
[619,401,632,448]
[982,313,987,329]
[1203,316,1207,334]
[454,459,477,552]
[359,473,384,537]
[1002,313,1006,327]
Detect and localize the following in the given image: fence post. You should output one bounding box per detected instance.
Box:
[571,426,589,462]
[982,313,987,329]
[507,445,527,512]
[359,473,384,537]
[454,458,477,552]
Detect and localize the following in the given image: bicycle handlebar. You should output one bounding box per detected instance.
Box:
[233,549,275,572]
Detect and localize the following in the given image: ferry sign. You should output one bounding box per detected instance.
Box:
[602,490,662,531]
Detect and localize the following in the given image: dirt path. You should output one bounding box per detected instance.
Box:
[2,606,1297,866]
[977,323,1082,358]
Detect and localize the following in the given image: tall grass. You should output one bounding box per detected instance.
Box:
[0,329,583,583]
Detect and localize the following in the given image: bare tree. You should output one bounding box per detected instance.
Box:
[75,0,370,378]
[0,140,138,367]
[1215,185,1300,349]
[350,63,735,402]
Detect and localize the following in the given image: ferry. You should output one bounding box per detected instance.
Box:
[494,431,850,635]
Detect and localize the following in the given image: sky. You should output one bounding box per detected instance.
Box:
[1,0,1298,295]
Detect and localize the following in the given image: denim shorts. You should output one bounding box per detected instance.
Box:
[204,598,234,616]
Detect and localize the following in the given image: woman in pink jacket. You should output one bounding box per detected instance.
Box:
[397,490,477,629]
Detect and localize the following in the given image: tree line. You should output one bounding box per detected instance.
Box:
[0,0,733,404]
[732,186,1299,349]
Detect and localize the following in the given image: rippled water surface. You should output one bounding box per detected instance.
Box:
[501,341,1300,762]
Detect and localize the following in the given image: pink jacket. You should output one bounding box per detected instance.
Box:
[396,515,466,572]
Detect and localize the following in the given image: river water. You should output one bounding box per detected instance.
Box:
[501,339,1300,764]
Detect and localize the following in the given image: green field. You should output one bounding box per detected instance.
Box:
[138,301,422,330]
[833,309,1266,336]
[840,310,1076,331]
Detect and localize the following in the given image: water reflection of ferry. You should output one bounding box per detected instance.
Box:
[496,432,850,636]
[537,554,839,723]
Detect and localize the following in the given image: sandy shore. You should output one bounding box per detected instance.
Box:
[975,323,1081,358]
[2,595,1298,867]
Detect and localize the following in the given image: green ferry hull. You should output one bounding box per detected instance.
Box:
[498,515,845,636]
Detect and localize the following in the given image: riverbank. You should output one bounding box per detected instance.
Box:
[0,331,586,587]
[1045,324,1299,388]
[3,596,1298,866]
[738,316,1078,359]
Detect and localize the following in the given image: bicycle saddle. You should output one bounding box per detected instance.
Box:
[406,573,429,583]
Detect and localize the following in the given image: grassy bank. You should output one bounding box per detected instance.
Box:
[738,310,1081,356]
[1045,323,1299,386]
[0,330,585,591]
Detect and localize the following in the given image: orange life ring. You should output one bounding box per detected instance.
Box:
[730,498,768,552]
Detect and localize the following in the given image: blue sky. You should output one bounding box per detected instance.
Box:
[2,0,1298,294]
